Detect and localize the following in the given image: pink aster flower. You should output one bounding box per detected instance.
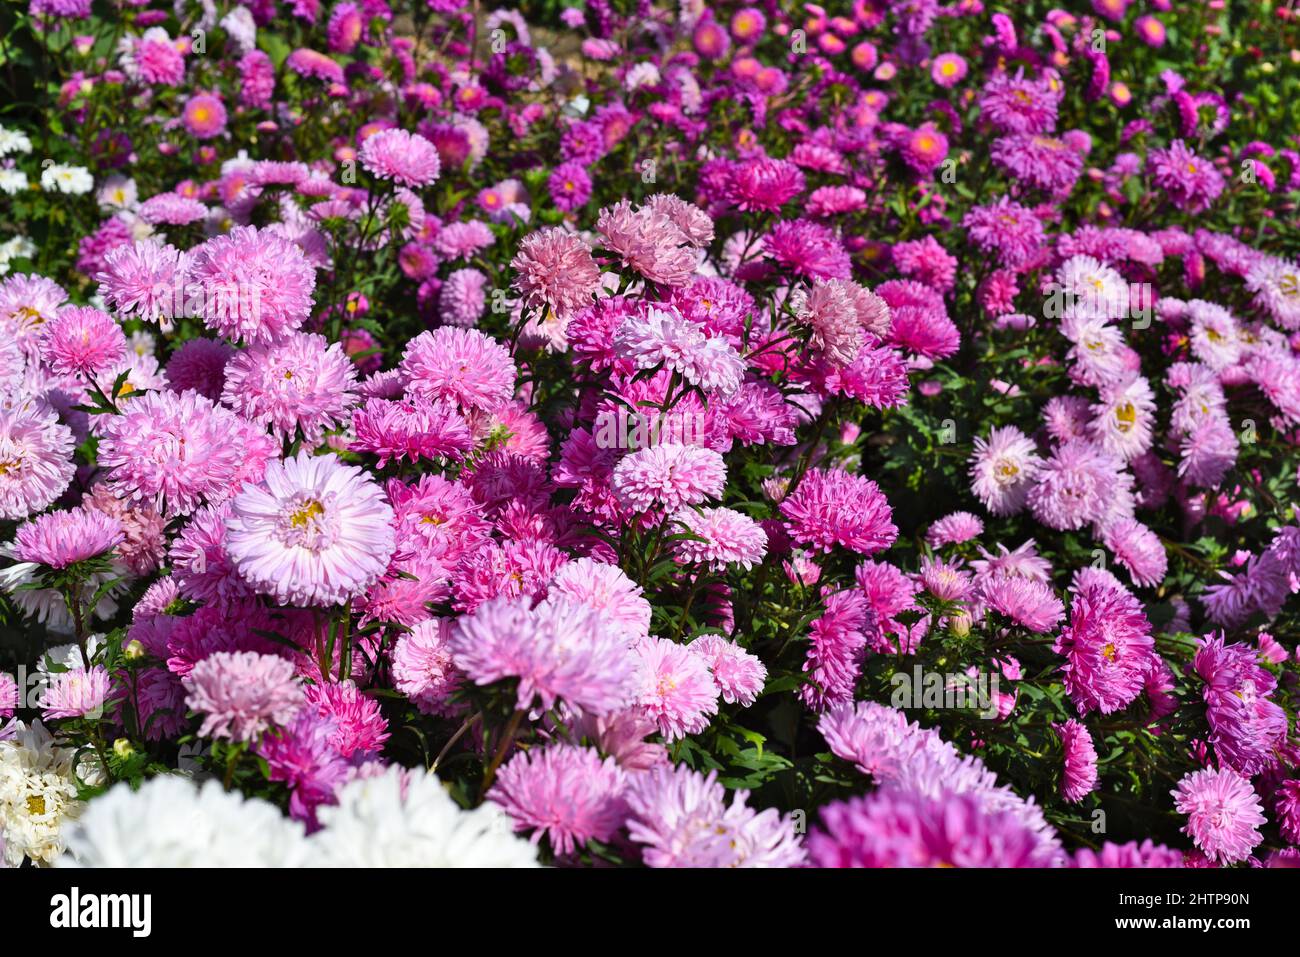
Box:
[181,91,227,138]
[1027,440,1134,532]
[359,128,441,187]
[488,744,629,857]
[220,331,358,445]
[1054,580,1154,715]
[688,634,767,706]
[81,482,166,575]
[350,396,472,467]
[625,763,806,867]
[791,279,891,366]
[801,589,875,710]
[614,306,745,396]
[978,575,1064,633]
[725,157,805,212]
[931,52,967,87]
[925,511,984,549]
[1071,840,1184,868]
[391,618,462,716]
[1171,767,1265,865]
[672,506,767,570]
[548,556,652,641]
[224,451,396,607]
[439,267,488,327]
[644,193,714,247]
[808,790,1044,868]
[631,636,720,740]
[449,595,639,716]
[763,219,852,280]
[163,337,233,401]
[1102,517,1167,588]
[138,193,208,226]
[167,501,252,606]
[187,225,318,345]
[878,279,960,360]
[0,405,75,520]
[134,28,185,86]
[304,679,389,759]
[1054,719,1098,803]
[510,227,603,320]
[399,326,516,413]
[40,665,117,720]
[97,389,246,518]
[96,240,186,328]
[450,537,567,613]
[779,468,897,555]
[1148,140,1225,214]
[286,47,346,85]
[596,199,698,287]
[611,443,726,512]
[0,273,68,360]
[183,650,303,742]
[0,672,16,718]
[38,305,127,380]
[14,507,123,568]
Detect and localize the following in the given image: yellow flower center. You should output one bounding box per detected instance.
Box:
[290,499,325,528]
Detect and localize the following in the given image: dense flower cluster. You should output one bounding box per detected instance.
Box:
[0,0,1297,872]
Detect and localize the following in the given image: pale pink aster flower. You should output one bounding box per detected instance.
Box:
[614,306,745,396]
[548,557,652,641]
[1171,767,1265,865]
[0,404,75,520]
[164,337,234,401]
[632,635,720,740]
[625,763,806,867]
[687,634,766,706]
[970,540,1052,581]
[978,575,1064,632]
[644,193,714,247]
[139,193,208,226]
[391,618,462,716]
[40,665,117,720]
[449,595,639,716]
[97,241,186,328]
[919,556,973,602]
[82,482,166,575]
[0,274,69,360]
[1054,719,1098,803]
[38,305,127,380]
[1244,256,1300,330]
[488,744,628,857]
[97,389,245,518]
[1027,440,1134,531]
[596,199,698,287]
[1178,416,1238,488]
[187,225,317,345]
[399,327,516,413]
[450,538,567,613]
[672,506,767,569]
[779,468,897,555]
[183,650,304,742]
[790,280,865,366]
[612,443,726,512]
[224,451,396,607]
[510,227,603,321]
[1102,517,1167,587]
[1089,376,1155,462]
[221,331,358,445]
[969,426,1041,516]
[1042,394,1093,443]
[387,473,490,566]
[14,508,123,568]
[359,129,441,187]
[350,396,472,466]
[925,511,984,549]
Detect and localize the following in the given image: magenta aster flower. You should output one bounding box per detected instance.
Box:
[688,634,767,706]
[962,197,1046,269]
[139,193,208,226]
[449,595,639,716]
[801,590,875,710]
[14,508,123,568]
[672,506,767,570]
[391,618,462,716]
[1148,140,1225,214]
[399,326,516,413]
[183,650,303,742]
[164,337,233,401]
[991,133,1083,196]
[187,225,317,345]
[611,443,726,512]
[1071,840,1184,868]
[350,396,472,466]
[438,267,488,327]
[780,468,897,555]
[931,52,967,87]
[548,556,652,642]
[625,763,806,867]
[1171,767,1265,865]
[1054,719,1098,803]
[878,279,960,359]
[763,219,852,280]
[1054,580,1154,715]
[359,128,441,188]
[808,790,1044,868]
[726,157,805,212]
[286,47,346,85]
[488,744,629,857]
[224,451,394,607]
[220,331,358,445]
[979,70,1059,134]
[1193,635,1288,776]
[40,665,117,720]
[978,575,1064,633]
[97,389,246,517]
[168,501,252,606]
[304,679,389,759]
[134,29,185,86]
[38,305,127,380]
[1102,517,1167,588]
[0,405,75,520]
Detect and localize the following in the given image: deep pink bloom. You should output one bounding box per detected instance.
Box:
[1171,767,1265,865]
[221,331,358,444]
[1054,580,1154,715]
[14,507,123,568]
[359,128,441,187]
[1054,719,1099,803]
[391,618,462,715]
[39,305,127,379]
[780,468,897,555]
[399,327,516,413]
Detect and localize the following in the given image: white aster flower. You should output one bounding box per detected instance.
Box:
[40,164,93,196]
[0,721,88,867]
